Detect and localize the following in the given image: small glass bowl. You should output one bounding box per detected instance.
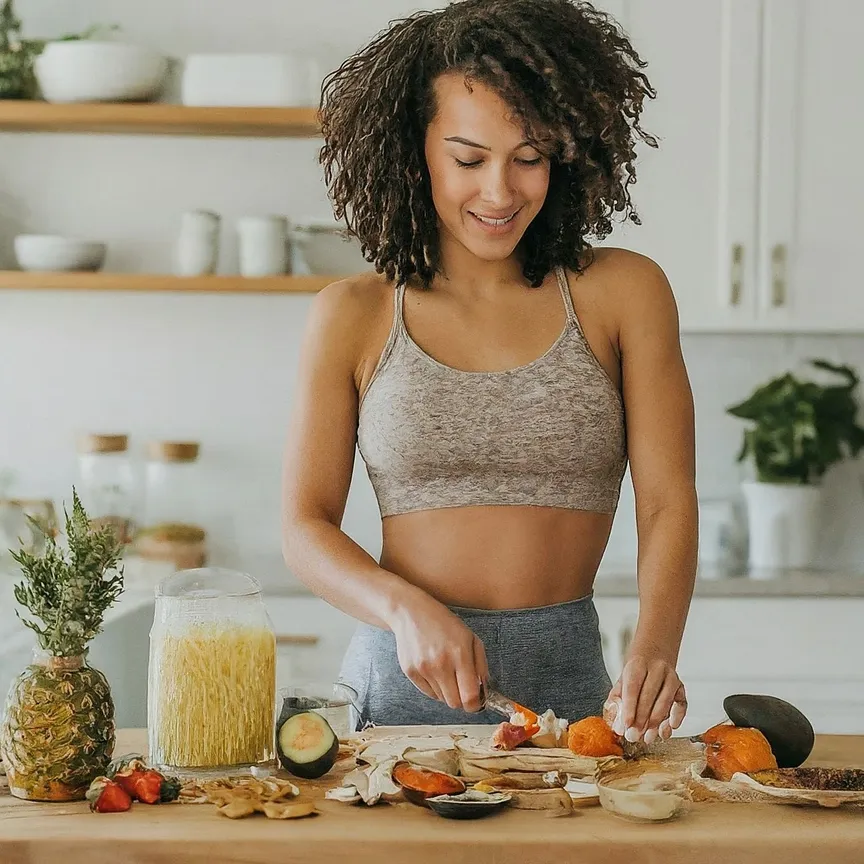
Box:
[277,681,360,740]
[596,766,689,823]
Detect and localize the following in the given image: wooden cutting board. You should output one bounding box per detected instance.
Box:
[2,731,864,864]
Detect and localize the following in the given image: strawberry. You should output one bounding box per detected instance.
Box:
[134,770,182,804]
[107,754,149,798]
[107,753,181,804]
[86,777,133,813]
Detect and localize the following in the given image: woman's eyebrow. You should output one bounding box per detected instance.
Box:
[444,136,534,151]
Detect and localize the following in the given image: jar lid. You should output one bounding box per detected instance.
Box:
[78,434,128,454]
[155,567,261,600]
[148,441,200,462]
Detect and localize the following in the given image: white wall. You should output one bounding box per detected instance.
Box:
[1,0,862,592]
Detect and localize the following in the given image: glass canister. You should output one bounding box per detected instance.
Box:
[136,441,207,570]
[147,567,277,779]
[76,433,135,544]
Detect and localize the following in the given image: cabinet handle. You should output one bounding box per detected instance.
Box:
[771,244,787,307]
[730,243,743,306]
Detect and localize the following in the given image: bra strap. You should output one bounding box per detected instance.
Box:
[554,265,578,328]
[363,283,406,397]
[393,282,408,337]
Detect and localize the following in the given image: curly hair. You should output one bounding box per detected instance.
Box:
[319,0,657,288]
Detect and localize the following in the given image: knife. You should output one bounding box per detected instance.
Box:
[478,681,534,719]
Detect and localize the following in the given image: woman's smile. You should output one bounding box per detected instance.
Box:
[468,206,524,235]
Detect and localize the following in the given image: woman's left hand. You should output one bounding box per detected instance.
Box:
[604,652,687,745]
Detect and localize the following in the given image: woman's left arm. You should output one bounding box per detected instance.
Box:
[606,253,698,745]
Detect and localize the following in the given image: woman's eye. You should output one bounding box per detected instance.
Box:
[452,156,543,169]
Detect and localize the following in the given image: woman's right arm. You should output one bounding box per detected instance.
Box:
[281,280,488,711]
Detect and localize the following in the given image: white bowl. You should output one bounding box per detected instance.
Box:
[35,41,167,103]
[181,53,312,107]
[290,220,369,276]
[14,235,107,272]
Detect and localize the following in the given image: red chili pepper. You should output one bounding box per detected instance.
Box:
[86,777,133,813]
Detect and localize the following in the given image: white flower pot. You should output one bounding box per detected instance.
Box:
[741,481,822,573]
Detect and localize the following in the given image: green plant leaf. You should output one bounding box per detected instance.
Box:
[727,358,864,483]
[810,358,859,389]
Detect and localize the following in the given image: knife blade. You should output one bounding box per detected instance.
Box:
[479,681,532,719]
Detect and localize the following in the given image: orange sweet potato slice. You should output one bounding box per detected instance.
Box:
[392,761,466,805]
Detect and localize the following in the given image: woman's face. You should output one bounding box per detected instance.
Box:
[424,72,551,265]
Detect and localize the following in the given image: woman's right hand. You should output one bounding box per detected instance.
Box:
[389,593,489,713]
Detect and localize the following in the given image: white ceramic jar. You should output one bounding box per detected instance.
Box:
[174,210,221,276]
[236,216,289,277]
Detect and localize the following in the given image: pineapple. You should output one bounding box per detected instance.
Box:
[0,489,124,801]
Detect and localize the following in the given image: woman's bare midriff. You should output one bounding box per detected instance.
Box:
[379,505,614,610]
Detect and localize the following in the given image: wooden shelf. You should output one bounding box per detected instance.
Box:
[0,271,334,293]
[0,101,321,137]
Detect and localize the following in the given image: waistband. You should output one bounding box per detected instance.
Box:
[446,591,595,618]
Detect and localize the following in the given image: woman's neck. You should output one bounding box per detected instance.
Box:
[433,231,528,297]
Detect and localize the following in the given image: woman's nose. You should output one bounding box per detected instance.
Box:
[479,164,516,209]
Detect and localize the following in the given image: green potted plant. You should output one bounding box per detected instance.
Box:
[0,0,117,100]
[0,0,37,98]
[0,489,124,801]
[727,359,864,571]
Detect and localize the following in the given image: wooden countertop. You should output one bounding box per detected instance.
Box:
[2,730,863,864]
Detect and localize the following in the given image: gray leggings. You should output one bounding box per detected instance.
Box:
[338,593,613,729]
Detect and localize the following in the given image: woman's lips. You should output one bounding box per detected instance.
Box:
[468,207,523,235]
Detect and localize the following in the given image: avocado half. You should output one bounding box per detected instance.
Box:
[276,711,339,780]
[723,693,815,768]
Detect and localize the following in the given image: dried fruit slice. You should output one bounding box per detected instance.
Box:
[749,767,864,792]
[260,800,317,819]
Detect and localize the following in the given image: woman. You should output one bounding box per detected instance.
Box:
[282,0,697,745]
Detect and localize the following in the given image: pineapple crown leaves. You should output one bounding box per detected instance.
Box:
[10,487,125,657]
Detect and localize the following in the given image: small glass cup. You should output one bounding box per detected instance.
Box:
[277,681,360,740]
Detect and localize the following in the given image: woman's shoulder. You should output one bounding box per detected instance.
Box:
[564,246,678,346]
[304,271,399,370]
[570,247,675,312]
[315,270,396,312]
[309,271,396,334]
[573,246,669,286]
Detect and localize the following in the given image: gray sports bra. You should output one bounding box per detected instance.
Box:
[357,266,628,518]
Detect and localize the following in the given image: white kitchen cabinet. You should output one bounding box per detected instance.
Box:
[594,595,864,736]
[753,0,864,331]
[264,595,358,691]
[603,0,864,333]
[607,0,763,332]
